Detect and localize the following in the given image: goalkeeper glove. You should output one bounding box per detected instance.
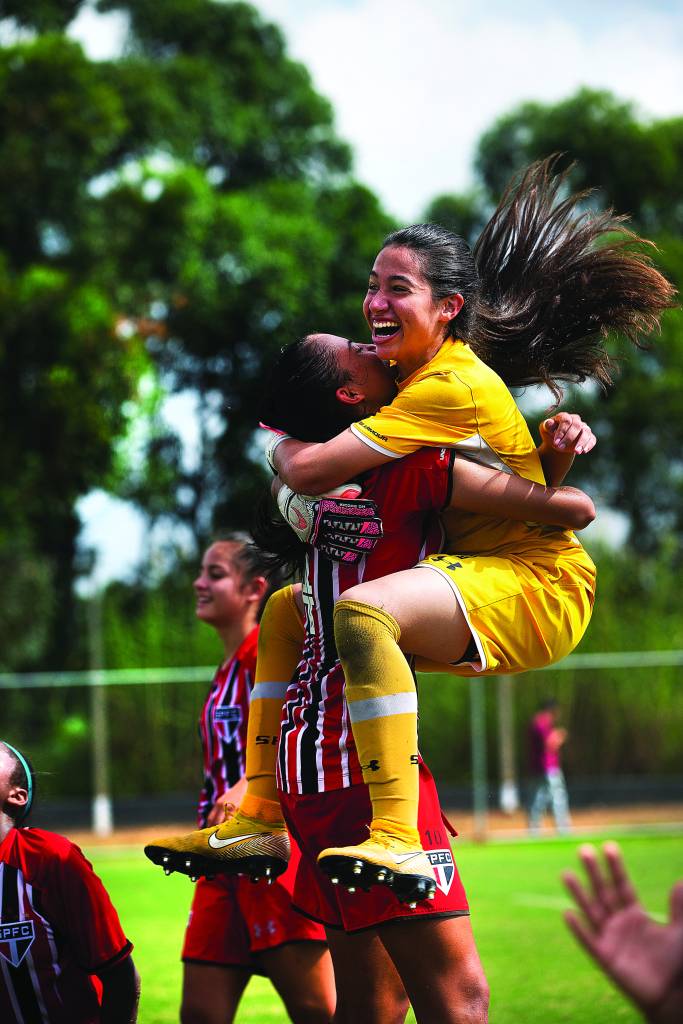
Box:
[276,484,383,564]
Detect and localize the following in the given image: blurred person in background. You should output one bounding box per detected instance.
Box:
[527,698,571,835]
[562,842,683,1023]
[0,740,139,1023]
[178,534,334,1024]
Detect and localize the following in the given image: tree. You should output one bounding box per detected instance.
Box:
[0,32,150,666]
[0,1,394,665]
[422,190,489,248]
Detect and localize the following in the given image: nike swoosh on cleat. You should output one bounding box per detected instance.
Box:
[391,852,424,864]
[208,831,263,850]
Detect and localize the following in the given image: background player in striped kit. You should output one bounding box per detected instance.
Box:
[179,536,334,1024]
[0,740,139,1023]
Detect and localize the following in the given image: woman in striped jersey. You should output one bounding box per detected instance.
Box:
[148,333,597,1024]
[178,536,334,1024]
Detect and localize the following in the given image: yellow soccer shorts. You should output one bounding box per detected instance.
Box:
[414,542,596,677]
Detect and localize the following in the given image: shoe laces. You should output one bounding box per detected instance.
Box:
[367,828,408,850]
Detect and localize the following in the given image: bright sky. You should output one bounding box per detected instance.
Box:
[248,0,683,220]
[70,0,678,583]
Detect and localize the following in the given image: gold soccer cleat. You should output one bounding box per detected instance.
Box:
[318,828,437,905]
[144,809,291,882]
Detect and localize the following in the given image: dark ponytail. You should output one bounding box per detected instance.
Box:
[385,156,677,401]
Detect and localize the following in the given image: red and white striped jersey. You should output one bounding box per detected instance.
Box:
[0,827,131,1024]
[197,626,257,827]
[277,447,454,795]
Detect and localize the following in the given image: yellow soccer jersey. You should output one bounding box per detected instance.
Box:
[351,339,568,555]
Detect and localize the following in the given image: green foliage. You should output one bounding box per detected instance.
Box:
[1,1,86,33]
[475,88,683,235]
[422,189,490,246]
[0,542,55,669]
[0,0,393,667]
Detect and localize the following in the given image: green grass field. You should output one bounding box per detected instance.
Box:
[89,829,683,1023]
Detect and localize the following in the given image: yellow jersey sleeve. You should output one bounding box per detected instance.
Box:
[351,372,479,456]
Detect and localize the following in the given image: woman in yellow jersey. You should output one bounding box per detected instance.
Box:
[264,158,676,895]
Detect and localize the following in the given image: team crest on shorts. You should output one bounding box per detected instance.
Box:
[0,920,35,967]
[427,849,455,895]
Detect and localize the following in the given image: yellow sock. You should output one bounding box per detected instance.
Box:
[245,585,304,806]
[334,599,420,842]
[241,792,283,824]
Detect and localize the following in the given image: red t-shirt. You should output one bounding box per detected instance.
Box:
[197,627,257,827]
[277,446,454,795]
[0,827,132,1023]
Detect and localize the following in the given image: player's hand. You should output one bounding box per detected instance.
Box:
[207,778,248,825]
[540,413,596,455]
[276,484,383,563]
[562,842,683,1023]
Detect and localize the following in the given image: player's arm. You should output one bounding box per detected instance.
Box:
[98,955,140,1024]
[270,429,390,495]
[536,413,596,486]
[450,457,595,530]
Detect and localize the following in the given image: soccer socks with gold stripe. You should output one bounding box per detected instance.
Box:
[244,584,305,816]
[334,598,420,844]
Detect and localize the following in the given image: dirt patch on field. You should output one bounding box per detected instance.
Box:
[67,803,683,847]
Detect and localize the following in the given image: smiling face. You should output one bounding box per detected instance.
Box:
[193,542,255,629]
[362,245,463,378]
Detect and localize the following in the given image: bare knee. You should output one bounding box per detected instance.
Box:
[456,963,490,1023]
[284,997,334,1024]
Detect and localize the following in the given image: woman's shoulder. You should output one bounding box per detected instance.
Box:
[399,341,510,410]
[401,340,502,389]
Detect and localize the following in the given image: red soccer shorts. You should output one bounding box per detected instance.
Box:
[182,840,326,966]
[279,760,469,932]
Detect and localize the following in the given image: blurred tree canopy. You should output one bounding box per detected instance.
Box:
[0,0,394,667]
[425,88,683,555]
[3,3,683,677]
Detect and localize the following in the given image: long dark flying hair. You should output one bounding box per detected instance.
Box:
[384,156,677,400]
[253,336,355,574]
